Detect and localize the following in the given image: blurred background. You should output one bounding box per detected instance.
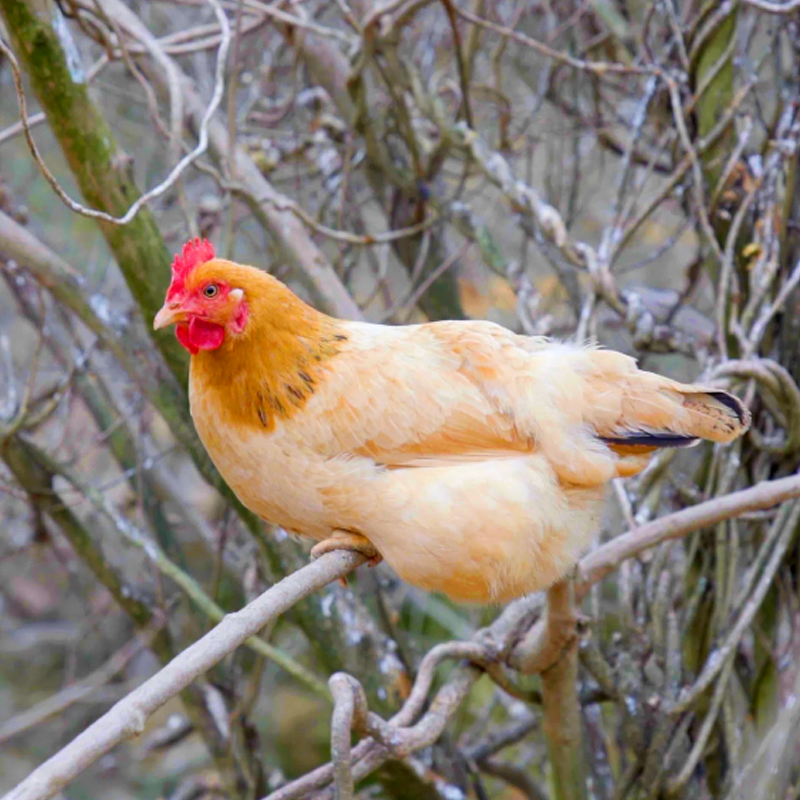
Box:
[1,1,800,798]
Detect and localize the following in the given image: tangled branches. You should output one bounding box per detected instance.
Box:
[3,0,800,799]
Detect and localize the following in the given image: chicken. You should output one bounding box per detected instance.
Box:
[154,239,750,603]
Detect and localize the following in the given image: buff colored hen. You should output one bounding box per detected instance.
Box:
[155,239,749,603]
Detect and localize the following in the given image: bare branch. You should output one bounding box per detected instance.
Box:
[454,6,659,77]
[2,551,366,800]
[578,475,800,591]
[741,0,800,11]
[0,622,164,746]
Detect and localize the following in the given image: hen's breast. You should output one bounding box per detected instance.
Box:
[188,369,380,537]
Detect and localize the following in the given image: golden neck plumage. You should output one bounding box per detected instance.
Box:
[189,271,347,431]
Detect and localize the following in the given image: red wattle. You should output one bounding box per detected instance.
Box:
[175,324,198,354]
[175,319,225,354]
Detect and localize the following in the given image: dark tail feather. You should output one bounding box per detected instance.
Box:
[602,433,699,448]
[705,390,750,427]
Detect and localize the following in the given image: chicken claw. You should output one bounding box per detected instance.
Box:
[311,531,383,585]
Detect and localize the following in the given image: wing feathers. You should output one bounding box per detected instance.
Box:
[314,324,748,483]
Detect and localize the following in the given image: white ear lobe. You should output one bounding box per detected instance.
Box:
[231,288,244,302]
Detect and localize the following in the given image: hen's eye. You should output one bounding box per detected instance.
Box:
[203,284,219,298]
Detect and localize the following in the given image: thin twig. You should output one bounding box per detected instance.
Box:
[0,619,166,745]
[0,0,229,226]
[455,6,659,77]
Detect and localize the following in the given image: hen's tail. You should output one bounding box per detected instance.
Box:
[599,384,749,447]
[583,350,750,473]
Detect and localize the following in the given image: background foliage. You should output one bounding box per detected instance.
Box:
[1,1,800,799]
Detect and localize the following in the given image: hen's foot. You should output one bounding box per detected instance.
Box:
[311,532,382,586]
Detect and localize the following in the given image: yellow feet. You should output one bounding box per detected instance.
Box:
[310,531,382,585]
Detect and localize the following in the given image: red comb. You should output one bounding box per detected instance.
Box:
[167,238,215,299]
[172,238,215,279]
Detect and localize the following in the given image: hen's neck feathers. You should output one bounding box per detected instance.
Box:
[190,265,348,430]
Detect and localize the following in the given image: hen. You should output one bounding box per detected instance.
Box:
[154,239,749,603]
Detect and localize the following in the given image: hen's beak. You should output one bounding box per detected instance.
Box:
[153,303,183,330]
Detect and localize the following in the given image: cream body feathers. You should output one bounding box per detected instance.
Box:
[188,307,747,603]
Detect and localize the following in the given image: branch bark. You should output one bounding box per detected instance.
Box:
[539,580,587,800]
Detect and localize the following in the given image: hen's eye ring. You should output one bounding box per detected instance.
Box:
[203,284,218,298]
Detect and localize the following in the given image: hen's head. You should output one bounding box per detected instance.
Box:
[154,239,250,355]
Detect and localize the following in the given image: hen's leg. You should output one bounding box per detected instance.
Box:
[311,531,382,585]
[311,530,382,564]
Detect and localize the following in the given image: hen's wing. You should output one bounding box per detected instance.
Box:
[302,320,748,484]
[301,321,532,466]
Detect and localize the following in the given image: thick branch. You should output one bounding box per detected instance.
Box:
[539,580,587,800]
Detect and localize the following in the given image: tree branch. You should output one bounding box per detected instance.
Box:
[577,474,800,592]
[1,551,366,800]
[539,579,587,800]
